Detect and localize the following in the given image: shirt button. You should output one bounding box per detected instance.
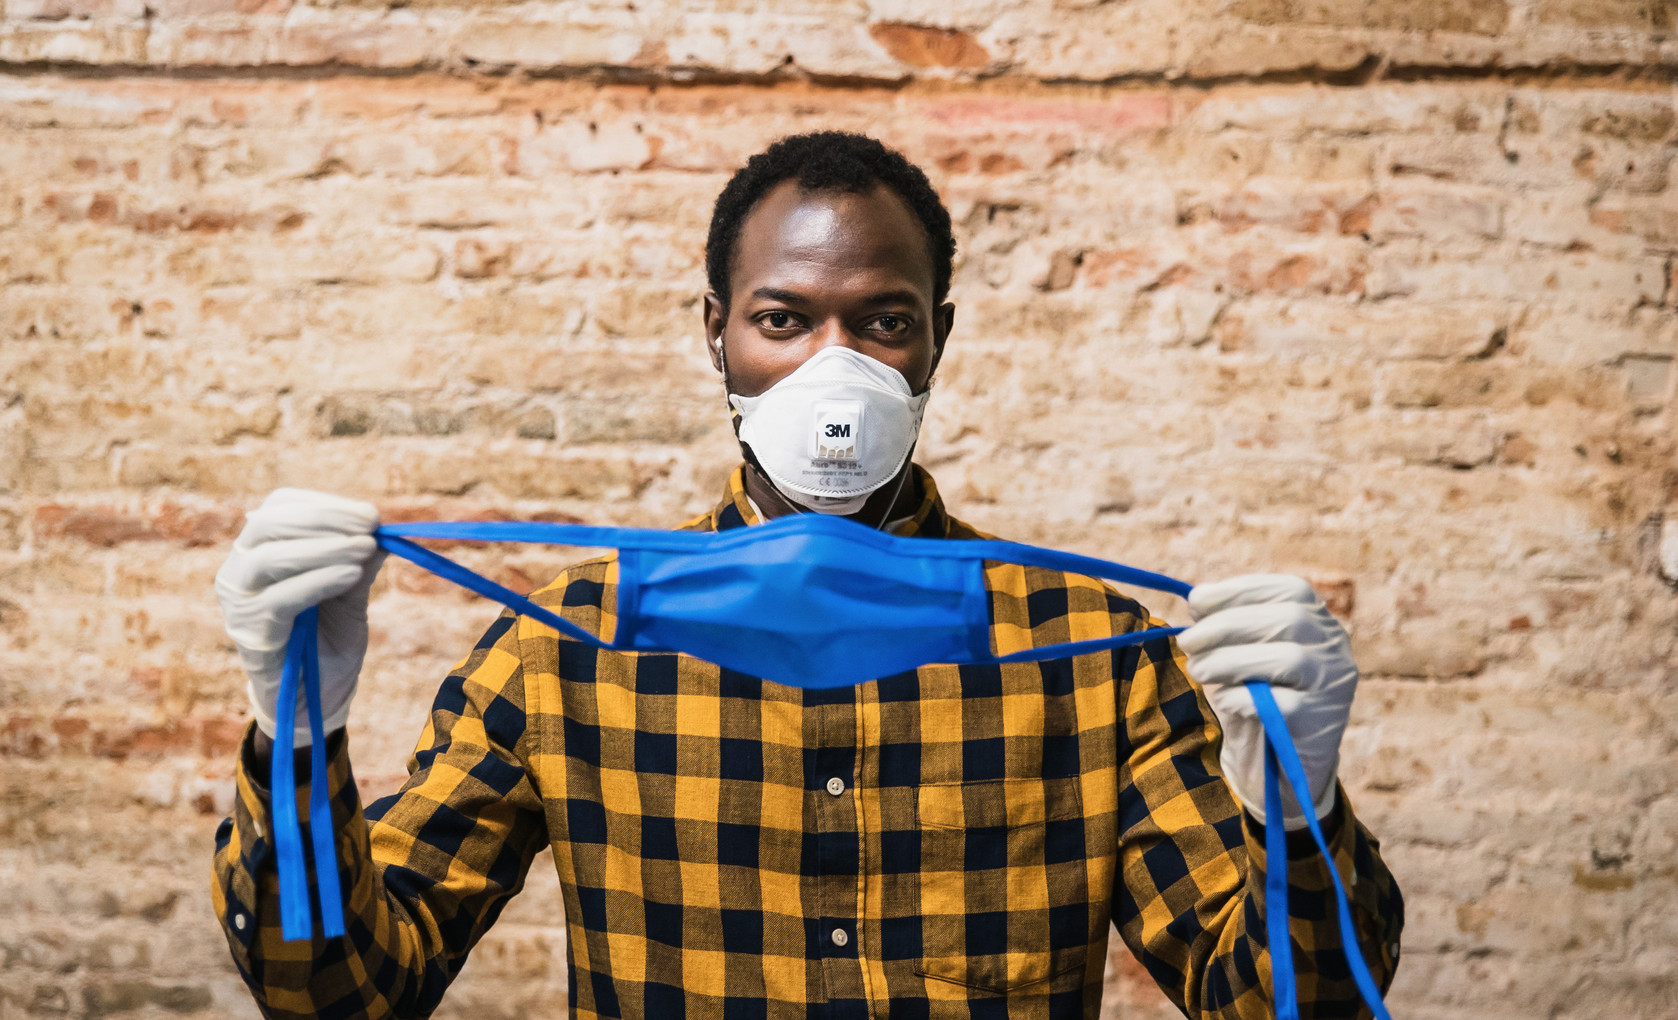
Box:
[233,913,246,931]
[830,927,849,948]
[826,777,845,797]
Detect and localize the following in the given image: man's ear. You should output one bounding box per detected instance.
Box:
[703,291,727,374]
[929,301,955,382]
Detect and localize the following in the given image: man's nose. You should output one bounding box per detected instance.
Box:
[809,317,866,353]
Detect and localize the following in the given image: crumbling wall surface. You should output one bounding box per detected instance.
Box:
[2,1,1675,1018]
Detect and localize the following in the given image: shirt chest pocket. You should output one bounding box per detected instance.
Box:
[913,777,1092,995]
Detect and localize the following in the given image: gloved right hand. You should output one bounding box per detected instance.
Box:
[215,488,385,743]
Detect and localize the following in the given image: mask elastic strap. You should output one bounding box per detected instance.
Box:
[379,520,718,552]
[1251,682,1394,1020]
[986,627,1188,665]
[376,533,619,649]
[898,536,1194,602]
[270,607,347,942]
[271,609,311,940]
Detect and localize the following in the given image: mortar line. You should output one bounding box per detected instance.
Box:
[0,55,1674,94]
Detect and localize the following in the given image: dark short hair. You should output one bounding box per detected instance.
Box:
[705,131,956,312]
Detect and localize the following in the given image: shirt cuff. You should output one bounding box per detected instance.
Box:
[238,722,349,799]
[1242,781,1349,860]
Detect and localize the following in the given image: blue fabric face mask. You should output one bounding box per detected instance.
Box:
[377,515,1191,687]
[268,514,1392,1020]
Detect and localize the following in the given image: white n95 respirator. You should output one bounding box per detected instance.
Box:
[729,346,931,515]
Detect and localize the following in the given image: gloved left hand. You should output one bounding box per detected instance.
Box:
[1177,575,1359,829]
[215,488,386,743]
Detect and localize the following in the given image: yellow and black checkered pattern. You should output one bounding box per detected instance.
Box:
[212,466,1403,1019]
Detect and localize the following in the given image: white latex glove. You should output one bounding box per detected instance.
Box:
[215,488,385,743]
[1177,575,1357,829]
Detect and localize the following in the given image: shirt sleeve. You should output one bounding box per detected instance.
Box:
[1112,620,1404,1018]
[210,608,549,1019]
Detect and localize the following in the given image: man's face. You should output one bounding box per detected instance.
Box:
[703,180,954,397]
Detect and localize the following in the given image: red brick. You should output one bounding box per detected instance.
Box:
[1309,577,1357,619]
[868,22,990,69]
[31,502,243,547]
[198,715,248,758]
[1,714,49,759]
[151,502,244,546]
[33,504,152,546]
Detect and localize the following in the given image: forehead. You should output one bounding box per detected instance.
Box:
[731,180,935,300]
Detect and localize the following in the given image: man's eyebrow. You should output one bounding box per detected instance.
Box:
[748,287,924,307]
[858,289,924,308]
[750,287,809,305]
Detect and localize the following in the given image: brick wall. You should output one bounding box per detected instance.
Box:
[2,2,1675,1018]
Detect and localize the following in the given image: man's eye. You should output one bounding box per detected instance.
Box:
[762,311,794,330]
[873,315,908,334]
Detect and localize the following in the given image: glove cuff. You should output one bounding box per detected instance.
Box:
[1227,765,1339,831]
[246,678,351,746]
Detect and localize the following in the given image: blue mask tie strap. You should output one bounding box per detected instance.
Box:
[270,606,348,943]
[375,534,614,650]
[1251,681,1395,1020]
[988,629,1187,665]
[268,517,1396,1020]
[1262,702,1299,1020]
[271,607,312,941]
[303,614,346,940]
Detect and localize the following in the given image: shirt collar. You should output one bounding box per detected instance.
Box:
[711,464,953,538]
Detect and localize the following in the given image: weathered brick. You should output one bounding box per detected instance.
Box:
[1228,0,1510,34]
[1226,296,1505,361]
[1368,243,1666,304]
[274,14,439,68]
[6,0,147,20]
[1184,179,1371,235]
[0,21,149,62]
[1535,0,1674,30]
[1365,183,1504,241]
[26,393,282,453]
[1221,235,1371,296]
[1591,195,1678,246]
[83,980,214,1017]
[1512,303,1678,366]
[1368,0,1510,33]
[380,440,675,501]
[1581,103,1678,143]
[453,14,644,69]
[323,125,500,179]
[116,444,279,495]
[148,0,292,14]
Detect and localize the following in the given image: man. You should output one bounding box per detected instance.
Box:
[212,132,1402,1019]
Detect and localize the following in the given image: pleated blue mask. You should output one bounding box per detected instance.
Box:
[267,512,1395,1020]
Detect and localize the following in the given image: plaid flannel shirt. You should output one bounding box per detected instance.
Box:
[212,465,1403,1019]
